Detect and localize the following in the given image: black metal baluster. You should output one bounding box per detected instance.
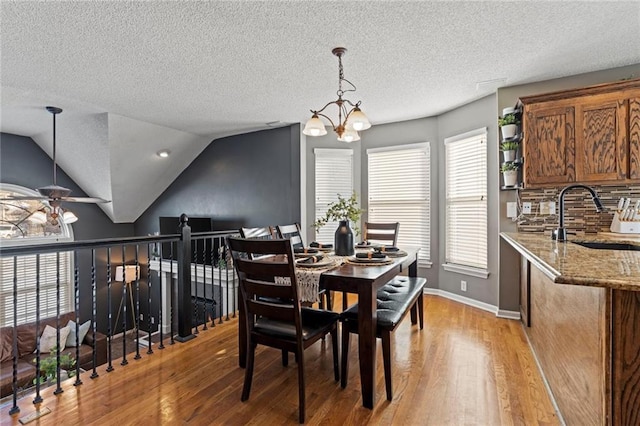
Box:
[91,249,99,379]
[158,242,165,350]
[73,253,82,386]
[134,246,141,360]
[10,256,20,415]
[219,237,224,324]
[170,242,175,345]
[147,244,154,355]
[106,248,114,372]
[225,243,230,321]
[231,262,237,318]
[193,239,199,335]
[201,239,207,331]
[210,237,215,328]
[54,252,63,395]
[33,254,42,404]
[219,251,225,323]
[121,245,128,366]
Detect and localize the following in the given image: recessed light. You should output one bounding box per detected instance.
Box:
[157,150,170,158]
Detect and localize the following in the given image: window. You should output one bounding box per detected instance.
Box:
[0,184,74,326]
[444,128,488,277]
[314,148,354,244]
[367,143,430,264]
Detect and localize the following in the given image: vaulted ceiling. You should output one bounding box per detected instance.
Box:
[1,1,639,222]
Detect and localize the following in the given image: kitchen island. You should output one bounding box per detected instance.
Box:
[501,232,640,426]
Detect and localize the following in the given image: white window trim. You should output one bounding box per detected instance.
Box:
[443,127,488,278]
[443,263,489,279]
[367,142,431,265]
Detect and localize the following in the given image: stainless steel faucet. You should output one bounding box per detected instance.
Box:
[553,184,604,241]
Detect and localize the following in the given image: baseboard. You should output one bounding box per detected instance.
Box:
[423,288,521,320]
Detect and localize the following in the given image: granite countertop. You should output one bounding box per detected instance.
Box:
[500,232,640,291]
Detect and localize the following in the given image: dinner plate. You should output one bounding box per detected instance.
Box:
[294,250,319,257]
[295,256,333,268]
[348,255,389,263]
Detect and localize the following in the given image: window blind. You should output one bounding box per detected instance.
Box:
[0,252,73,326]
[367,143,430,262]
[444,128,488,272]
[314,149,354,244]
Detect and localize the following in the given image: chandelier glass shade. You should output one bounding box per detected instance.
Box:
[303,47,371,142]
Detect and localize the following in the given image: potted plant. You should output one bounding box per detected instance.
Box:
[500,140,520,162]
[312,192,364,256]
[501,162,520,187]
[498,113,520,139]
[33,348,76,386]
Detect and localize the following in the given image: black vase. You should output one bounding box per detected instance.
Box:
[334,220,354,256]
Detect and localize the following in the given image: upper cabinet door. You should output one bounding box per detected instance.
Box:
[629,97,640,180]
[523,103,575,186]
[575,94,628,182]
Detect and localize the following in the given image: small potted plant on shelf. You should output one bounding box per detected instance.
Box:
[498,112,520,139]
[312,192,363,256]
[500,140,520,162]
[500,162,520,187]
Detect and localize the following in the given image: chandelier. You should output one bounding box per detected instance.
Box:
[303,47,371,142]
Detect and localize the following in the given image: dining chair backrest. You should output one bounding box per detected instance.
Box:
[364,222,400,246]
[227,237,302,333]
[239,226,276,240]
[276,223,304,249]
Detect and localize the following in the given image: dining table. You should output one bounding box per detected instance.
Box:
[236,247,419,410]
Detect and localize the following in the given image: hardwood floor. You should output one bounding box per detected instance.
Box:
[1,295,559,425]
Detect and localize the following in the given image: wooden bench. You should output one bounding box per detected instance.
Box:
[340,276,427,401]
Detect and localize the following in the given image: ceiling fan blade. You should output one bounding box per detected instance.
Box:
[62,196,110,204]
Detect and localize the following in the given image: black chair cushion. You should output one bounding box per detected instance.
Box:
[254,307,340,340]
[342,277,427,330]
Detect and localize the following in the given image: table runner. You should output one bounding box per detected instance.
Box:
[275,255,344,303]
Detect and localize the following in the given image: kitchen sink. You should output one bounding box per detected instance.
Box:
[571,241,640,251]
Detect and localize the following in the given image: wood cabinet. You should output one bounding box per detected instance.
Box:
[520,79,640,187]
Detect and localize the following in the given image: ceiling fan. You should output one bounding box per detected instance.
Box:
[1,106,109,223]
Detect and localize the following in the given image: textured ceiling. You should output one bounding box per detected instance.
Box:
[1,1,639,222]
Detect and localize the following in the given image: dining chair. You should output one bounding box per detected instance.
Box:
[227,237,340,424]
[240,226,276,240]
[276,223,332,311]
[340,276,427,401]
[363,222,400,246]
[275,223,304,249]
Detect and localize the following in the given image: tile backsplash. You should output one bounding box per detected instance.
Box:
[516,184,640,236]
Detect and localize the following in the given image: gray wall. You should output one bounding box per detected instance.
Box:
[135,125,301,235]
[437,95,500,307]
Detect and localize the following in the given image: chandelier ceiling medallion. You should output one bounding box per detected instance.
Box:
[303,47,371,143]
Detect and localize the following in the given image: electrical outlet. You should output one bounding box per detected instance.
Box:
[506,202,517,218]
[540,201,550,215]
[549,201,556,215]
[461,280,467,292]
[150,316,155,325]
[522,202,532,214]
[139,313,144,321]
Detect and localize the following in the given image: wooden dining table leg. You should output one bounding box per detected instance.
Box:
[358,286,377,409]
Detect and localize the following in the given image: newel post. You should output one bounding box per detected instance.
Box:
[175,213,195,342]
